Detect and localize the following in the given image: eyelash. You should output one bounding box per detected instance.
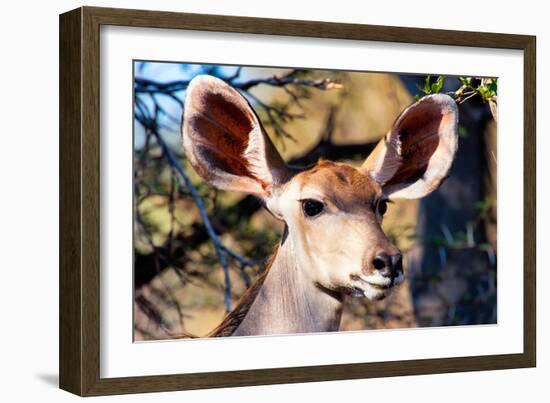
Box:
[301,199,325,217]
[377,199,389,216]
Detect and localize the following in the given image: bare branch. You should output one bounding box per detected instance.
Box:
[133,68,343,316]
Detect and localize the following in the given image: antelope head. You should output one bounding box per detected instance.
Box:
[182,75,458,302]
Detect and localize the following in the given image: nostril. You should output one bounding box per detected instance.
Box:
[373,254,390,271]
[391,253,403,272]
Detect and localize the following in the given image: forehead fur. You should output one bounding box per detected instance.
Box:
[296,160,381,211]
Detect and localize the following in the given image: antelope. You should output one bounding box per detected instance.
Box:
[181,75,458,337]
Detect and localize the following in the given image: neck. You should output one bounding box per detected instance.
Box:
[213,232,343,337]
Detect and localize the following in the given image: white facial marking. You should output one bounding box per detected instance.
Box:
[358,270,404,287]
[350,270,404,300]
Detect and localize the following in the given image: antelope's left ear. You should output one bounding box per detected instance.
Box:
[362,94,459,199]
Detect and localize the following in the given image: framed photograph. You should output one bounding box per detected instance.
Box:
[59,6,536,396]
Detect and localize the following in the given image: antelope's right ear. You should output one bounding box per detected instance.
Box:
[182,75,290,198]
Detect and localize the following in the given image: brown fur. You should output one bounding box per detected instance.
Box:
[210,162,382,336]
[183,76,291,197]
[186,83,260,182]
[179,77,458,338]
[198,162,384,337]
[298,160,381,213]
[208,245,279,337]
[385,104,442,186]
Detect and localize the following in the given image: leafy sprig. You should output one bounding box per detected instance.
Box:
[415,75,445,100]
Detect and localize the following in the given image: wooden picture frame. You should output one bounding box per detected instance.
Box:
[59,6,536,396]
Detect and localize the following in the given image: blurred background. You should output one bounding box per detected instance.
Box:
[133,62,498,340]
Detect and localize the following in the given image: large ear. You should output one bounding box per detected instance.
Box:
[362,94,458,199]
[182,75,290,197]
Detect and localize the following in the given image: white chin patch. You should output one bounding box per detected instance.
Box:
[360,271,404,287]
[363,284,390,300]
[350,283,389,300]
[351,271,404,300]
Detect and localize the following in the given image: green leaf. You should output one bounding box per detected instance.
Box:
[416,75,432,95]
[431,76,445,93]
[475,79,498,102]
[488,78,497,93]
[458,77,472,87]
[424,75,431,93]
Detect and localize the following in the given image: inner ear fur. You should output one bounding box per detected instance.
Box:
[182,75,289,197]
[362,93,459,199]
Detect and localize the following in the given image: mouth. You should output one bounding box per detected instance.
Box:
[349,272,404,299]
[365,282,392,290]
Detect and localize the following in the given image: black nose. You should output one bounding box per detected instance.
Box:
[373,253,403,278]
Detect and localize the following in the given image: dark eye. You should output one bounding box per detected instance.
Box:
[302,199,324,217]
[377,199,388,216]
